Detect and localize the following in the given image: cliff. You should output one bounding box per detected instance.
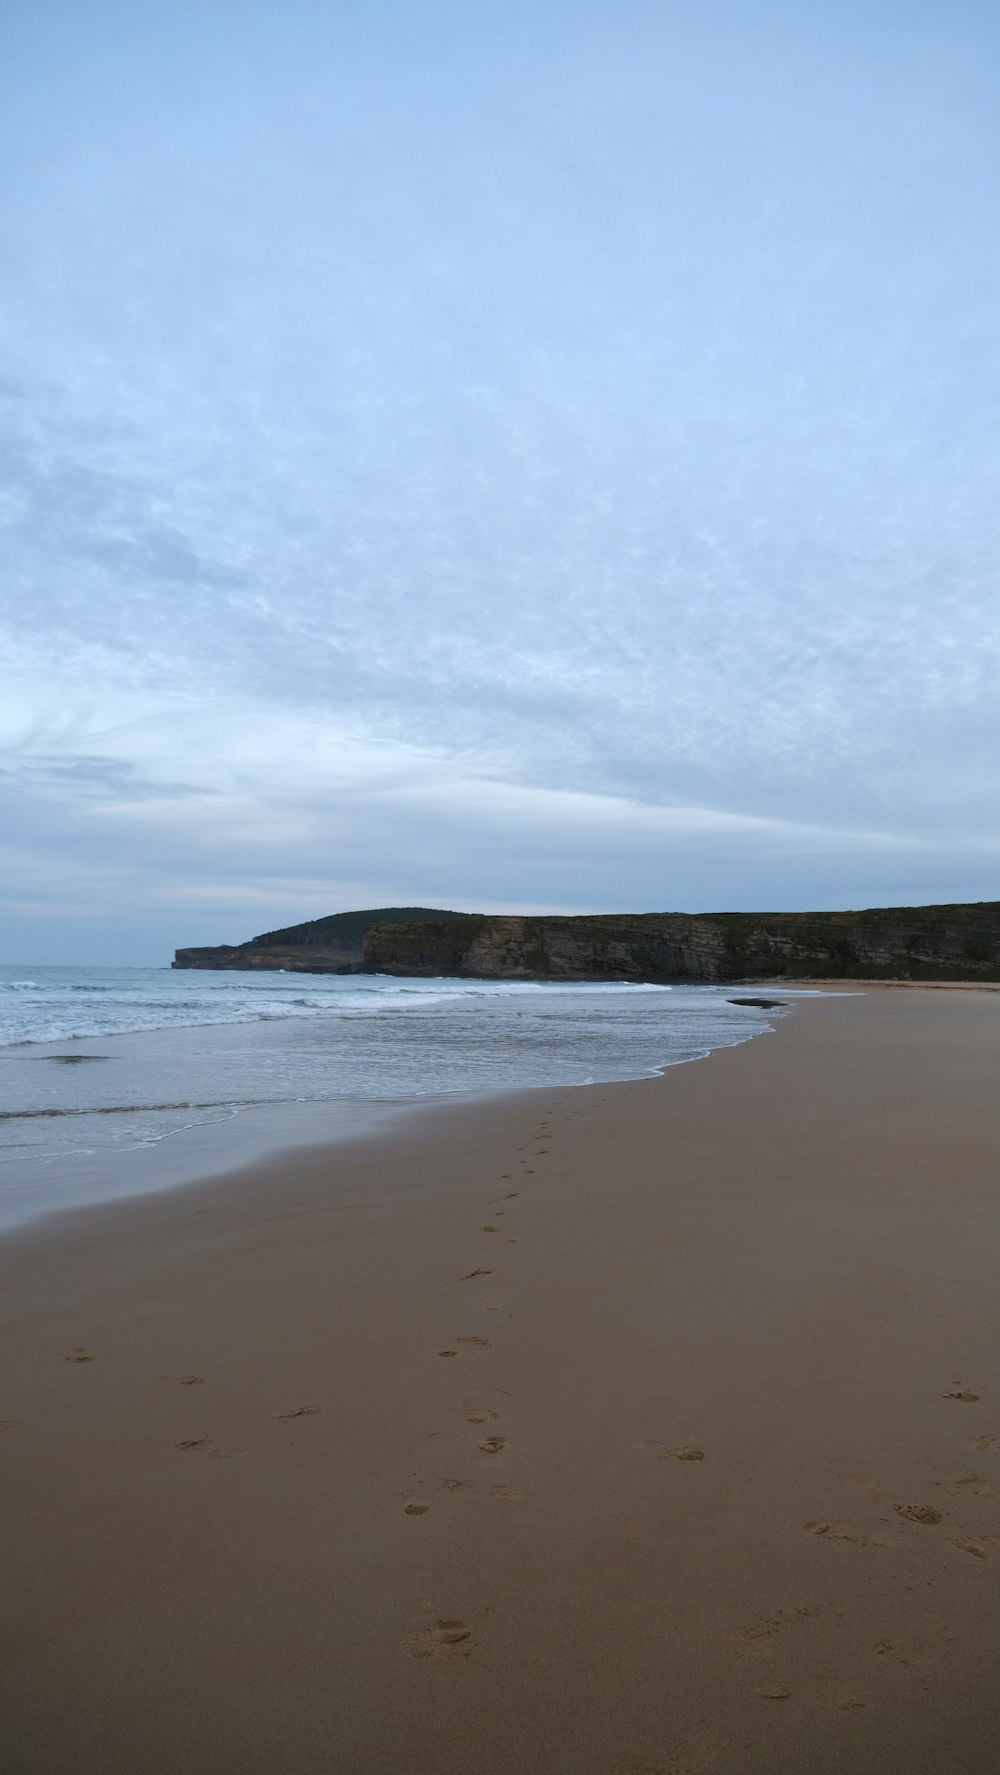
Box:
[172,907,471,973]
[361,903,1000,983]
[174,901,1000,983]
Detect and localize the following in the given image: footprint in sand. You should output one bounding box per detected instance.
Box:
[462,1269,492,1280]
[726,1618,780,1657]
[935,1473,996,1498]
[974,1435,1000,1452]
[464,1400,498,1425]
[405,1618,472,1659]
[490,1484,523,1500]
[874,1630,953,1666]
[807,1519,897,1548]
[943,1388,980,1402]
[277,1405,320,1420]
[180,1375,204,1386]
[481,1225,497,1234]
[754,1685,791,1700]
[404,1500,431,1516]
[1,1419,23,1431]
[504,1191,519,1199]
[949,1535,1000,1559]
[651,1445,706,1462]
[460,1335,490,1347]
[726,1604,822,1658]
[841,1470,891,1504]
[805,1520,866,1543]
[894,1502,942,1525]
[478,1435,507,1454]
[175,1438,208,1451]
[441,1477,477,1493]
[63,1348,93,1363]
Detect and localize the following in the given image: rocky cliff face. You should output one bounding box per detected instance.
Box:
[172,942,363,973]
[174,902,1000,982]
[172,907,470,973]
[362,904,1000,982]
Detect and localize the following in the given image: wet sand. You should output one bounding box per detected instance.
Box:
[2,989,999,1774]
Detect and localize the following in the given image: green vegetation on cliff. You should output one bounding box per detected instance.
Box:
[246,906,473,950]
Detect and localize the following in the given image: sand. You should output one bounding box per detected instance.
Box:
[2,988,999,1774]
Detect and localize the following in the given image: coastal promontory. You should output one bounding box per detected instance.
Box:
[174,900,1000,983]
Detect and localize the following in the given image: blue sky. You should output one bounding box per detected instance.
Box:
[2,0,998,962]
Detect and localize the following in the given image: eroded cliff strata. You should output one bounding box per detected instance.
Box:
[174,902,1000,983]
[361,904,1000,982]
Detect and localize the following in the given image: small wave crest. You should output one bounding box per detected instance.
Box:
[0,965,684,1050]
[0,1097,260,1120]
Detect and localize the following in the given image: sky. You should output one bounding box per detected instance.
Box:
[1,0,998,964]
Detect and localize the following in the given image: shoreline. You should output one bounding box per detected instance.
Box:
[0,985,810,1239]
[2,989,999,1772]
[0,1093,419,1241]
[768,976,1000,991]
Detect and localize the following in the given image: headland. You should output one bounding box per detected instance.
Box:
[173,899,1000,982]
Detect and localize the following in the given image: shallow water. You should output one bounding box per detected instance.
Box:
[0,964,807,1230]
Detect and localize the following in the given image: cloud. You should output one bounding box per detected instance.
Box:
[1,0,998,959]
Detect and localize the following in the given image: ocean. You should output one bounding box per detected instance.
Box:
[0,964,801,1232]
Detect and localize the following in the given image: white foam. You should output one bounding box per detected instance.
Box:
[0,965,678,1048]
[0,964,793,1209]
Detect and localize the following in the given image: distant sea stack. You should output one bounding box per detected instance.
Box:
[173,902,1000,983]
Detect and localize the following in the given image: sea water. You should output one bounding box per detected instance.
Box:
[0,965,802,1231]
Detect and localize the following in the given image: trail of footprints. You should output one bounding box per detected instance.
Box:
[800,1383,999,1565]
[402,1104,565,1658]
[46,1113,574,1528]
[173,1397,322,1458]
[47,1100,998,1714]
[754,1379,999,1706]
[49,1341,326,1464]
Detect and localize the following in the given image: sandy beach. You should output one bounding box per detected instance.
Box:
[2,988,999,1774]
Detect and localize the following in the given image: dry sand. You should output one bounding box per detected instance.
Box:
[2,989,999,1774]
